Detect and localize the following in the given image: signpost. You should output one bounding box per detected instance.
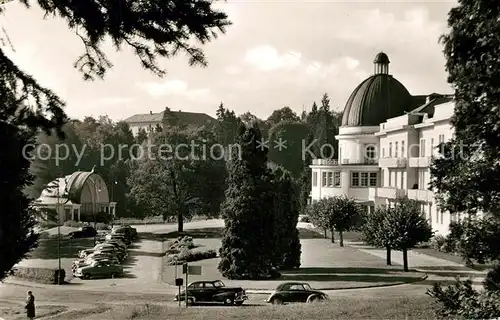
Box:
[182,263,202,308]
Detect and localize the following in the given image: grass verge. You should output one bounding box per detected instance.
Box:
[83,296,441,320]
[11,267,66,284]
[0,302,67,319]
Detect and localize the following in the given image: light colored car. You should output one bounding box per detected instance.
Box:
[74,260,124,279]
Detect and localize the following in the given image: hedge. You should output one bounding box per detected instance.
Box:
[11,267,66,284]
[165,249,217,265]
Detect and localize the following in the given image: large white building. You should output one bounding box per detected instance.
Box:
[310,52,456,235]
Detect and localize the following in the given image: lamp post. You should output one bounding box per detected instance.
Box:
[56,178,61,284]
[93,179,101,246]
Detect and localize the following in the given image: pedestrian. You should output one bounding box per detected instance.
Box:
[25,291,35,320]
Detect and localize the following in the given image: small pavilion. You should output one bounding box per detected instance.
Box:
[34,169,117,222]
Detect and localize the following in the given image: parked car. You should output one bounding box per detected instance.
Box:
[105,233,131,245]
[97,239,127,250]
[72,255,120,271]
[78,244,126,259]
[74,260,123,279]
[174,280,247,306]
[94,247,127,262]
[68,226,97,239]
[112,225,137,239]
[265,282,329,304]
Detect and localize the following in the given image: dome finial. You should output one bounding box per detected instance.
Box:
[373,52,389,75]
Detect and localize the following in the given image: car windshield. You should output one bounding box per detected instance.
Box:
[213,281,225,288]
[303,284,312,291]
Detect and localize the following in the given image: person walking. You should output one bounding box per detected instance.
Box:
[25,291,35,320]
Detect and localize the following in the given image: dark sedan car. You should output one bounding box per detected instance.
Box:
[68,226,97,239]
[265,282,329,304]
[175,280,247,306]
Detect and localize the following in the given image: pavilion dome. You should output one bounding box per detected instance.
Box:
[341,52,413,127]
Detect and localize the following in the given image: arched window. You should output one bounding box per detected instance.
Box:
[365,145,377,161]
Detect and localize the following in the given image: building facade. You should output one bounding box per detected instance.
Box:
[34,170,117,222]
[310,52,456,235]
[124,110,215,136]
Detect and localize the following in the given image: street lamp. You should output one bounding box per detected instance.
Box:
[48,178,68,285]
[93,178,102,246]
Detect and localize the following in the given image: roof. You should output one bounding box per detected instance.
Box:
[341,74,413,127]
[408,93,454,118]
[374,52,390,64]
[124,110,215,126]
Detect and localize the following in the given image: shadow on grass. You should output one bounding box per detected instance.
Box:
[283,267,401,275]
[29,238,96,259]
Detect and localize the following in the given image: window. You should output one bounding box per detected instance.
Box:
[439,134,445,144]
[369,172,377,187]
[312,172,318,187]
[389,142,392,157]
[401,141,405,157]
[327,172,333,187]
[365,145,376,160]
[351,172,359,187]
[360,172,368,187]
[334,172,341,187]
[431,138,434,155]
[420,139,426,157]
[395,142,399,157]
[322,172,327,187]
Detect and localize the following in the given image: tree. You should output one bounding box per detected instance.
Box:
[363,205,394,265]
[266,106,300,127]
[128,128,226,231]
[308,196,362,246]
[0,0,231,281]
[297,133,314,213]
[0,121,38,280]
[384,199,433,271]
[267,121,309,177]
[328,196,363,247]
[271,167,301,269]
[428,0,500,314]
[239,112,269,138]
[218,123,277,279]
[215,103,243,146]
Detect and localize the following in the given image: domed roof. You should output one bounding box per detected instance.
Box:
[341,53,413,127]
[374,52,390,64]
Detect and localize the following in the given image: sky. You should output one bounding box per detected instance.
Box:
[1,0,457,121]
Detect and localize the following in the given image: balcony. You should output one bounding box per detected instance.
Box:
[311,159,339,166]
[408,189,434,202]
[408,156,431,168]
[376,187,407,199]
[341,159,378,166]
[378,157,407,168]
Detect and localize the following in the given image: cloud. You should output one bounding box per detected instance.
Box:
[225,65,241,74]
[244,45,302,71]
[303,56,360,78]
[136,79,212,102]
[96,97,136,105]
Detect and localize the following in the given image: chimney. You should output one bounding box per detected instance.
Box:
[150,111,153,115]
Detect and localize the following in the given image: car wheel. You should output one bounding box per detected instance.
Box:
[307,295,324,303]
[83,273,90,280]
[188,297,196,305]
[224,297,234,306]
[235,301,243,306]
[271,297,283,305]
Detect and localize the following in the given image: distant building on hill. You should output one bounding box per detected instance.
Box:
[124,110,215,136]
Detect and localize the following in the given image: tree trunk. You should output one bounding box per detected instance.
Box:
[402,248,409,272]
[386,246,392,265]
[324,228,327,239]
[331,227,335,243]
[339,231,344,247]
[177,213,183,233]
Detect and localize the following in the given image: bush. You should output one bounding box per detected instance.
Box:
[63,220,87,228]
[484,264,500,293]
[165,236,194,253]
[11,267,66,284]
[429,235,447,252]
[300,215,310,223]
[165,249,216,265]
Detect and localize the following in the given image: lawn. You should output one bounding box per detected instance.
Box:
[81,296,442,320]
[0,302,68,319]
[29,237,95,259]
